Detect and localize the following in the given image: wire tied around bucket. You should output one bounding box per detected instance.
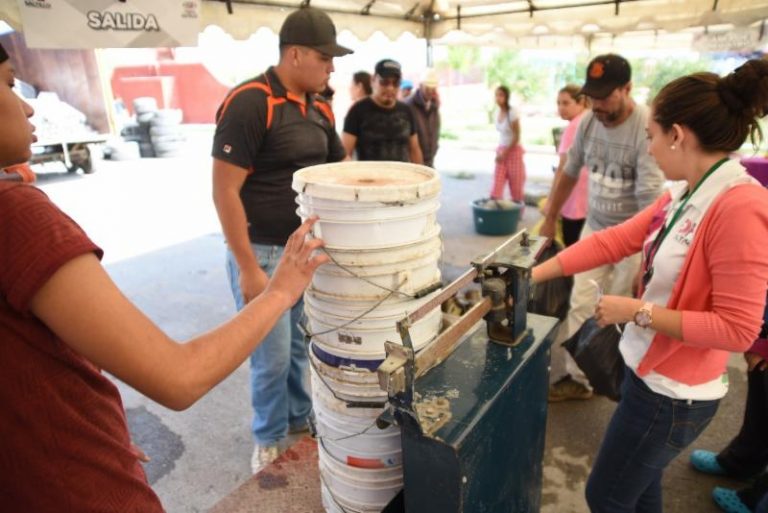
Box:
[300,281,404,339]
[318,246,421,299]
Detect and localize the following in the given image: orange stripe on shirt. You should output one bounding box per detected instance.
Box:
[266,97,287,129]
[217,82,271,122]
[314,101,335,125]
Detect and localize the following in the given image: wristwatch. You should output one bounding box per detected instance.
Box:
[634,302,654,328]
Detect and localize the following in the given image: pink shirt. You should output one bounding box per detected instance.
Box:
[559,113,589,220]
[556,177,768,385]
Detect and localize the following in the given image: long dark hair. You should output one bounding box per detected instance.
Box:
[353,71,372,95]
[496,85,510,111]
[653,59,768,152]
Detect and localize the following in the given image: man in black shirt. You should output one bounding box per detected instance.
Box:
[342,59,423,163]
[210,7,351,474]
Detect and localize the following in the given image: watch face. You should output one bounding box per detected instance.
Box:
[635,311,651,327]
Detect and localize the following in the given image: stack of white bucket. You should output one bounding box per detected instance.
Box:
[292,161,442,513]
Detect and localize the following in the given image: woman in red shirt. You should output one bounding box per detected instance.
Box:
[533,60,768,512]
[0,43,327,512]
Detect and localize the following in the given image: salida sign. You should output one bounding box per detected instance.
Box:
[86,12,161,31]
[16,0,200,49]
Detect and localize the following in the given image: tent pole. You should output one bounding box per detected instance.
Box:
[424,11,434,67]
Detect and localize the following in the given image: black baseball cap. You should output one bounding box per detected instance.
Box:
[279,7,353,57]
[580,54,631,99]
[374,59,402,79]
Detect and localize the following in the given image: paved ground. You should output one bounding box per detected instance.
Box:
[34,138,749,513]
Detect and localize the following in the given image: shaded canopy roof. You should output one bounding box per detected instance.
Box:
[2,0,767,49]
[201,0,768,40]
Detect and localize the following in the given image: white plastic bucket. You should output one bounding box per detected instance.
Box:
[305,293,442,360]
[297,193,439,221]
[310,366,388,422]
[292,161,440,203]
[299,205,438,249]
[316,415,401,467]
[309,346,385,399]
[318,444,403,511]
[305,288,441,330]
[312,339,384,372]
[310,356,402,468]
[294,161,435,513]
[317,423,401,469]
[320,229,442,267]
[320,484,350,513]
[311,241,442,301]
[293,162,441,249]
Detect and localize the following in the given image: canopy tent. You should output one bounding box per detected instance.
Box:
[199,0,768,40]
[1,0,767,50]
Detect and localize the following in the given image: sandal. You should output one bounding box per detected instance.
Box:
[712,487,751,513]
[691,450,727,476]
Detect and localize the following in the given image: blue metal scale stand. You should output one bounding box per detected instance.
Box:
[377,232,558,513]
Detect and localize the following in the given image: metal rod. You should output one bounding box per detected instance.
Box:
[415,298,491,378]
[401,230,527,326]
[403,267,478,325]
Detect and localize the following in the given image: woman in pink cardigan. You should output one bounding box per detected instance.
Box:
[533,59,768,513]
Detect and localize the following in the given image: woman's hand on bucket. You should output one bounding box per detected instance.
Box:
[266,216,329,308]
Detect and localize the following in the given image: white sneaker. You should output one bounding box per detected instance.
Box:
[250,443,280,474]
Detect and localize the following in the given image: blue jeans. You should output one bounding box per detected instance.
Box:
[226,243,311,445]
[586,368,720,513]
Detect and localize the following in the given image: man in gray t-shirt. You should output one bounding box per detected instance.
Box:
[542,54,664,401]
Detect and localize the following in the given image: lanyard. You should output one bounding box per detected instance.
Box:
[642,158,730,288]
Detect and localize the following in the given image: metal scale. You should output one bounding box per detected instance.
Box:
[377,230,559,513]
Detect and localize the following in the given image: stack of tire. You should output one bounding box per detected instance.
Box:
[132,97,158,158]
[120,97,186,159]
[149,108,186,158]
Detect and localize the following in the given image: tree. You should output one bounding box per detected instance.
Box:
[442,46,482,86]
[630,57,712,103]
[485,49,548,102]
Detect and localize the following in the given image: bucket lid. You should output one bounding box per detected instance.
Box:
[292,161,440,202]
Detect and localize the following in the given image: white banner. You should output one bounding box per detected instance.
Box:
[693,28,766,53]
[16,0,200,49]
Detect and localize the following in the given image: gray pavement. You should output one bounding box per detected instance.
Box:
[34,138,748,513]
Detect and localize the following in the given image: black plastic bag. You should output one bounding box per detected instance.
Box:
[563,317,625,401]
[528,241,573,320]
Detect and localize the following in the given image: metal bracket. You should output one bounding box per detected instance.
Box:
[414,396,452,437]
[378,341,413,396]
